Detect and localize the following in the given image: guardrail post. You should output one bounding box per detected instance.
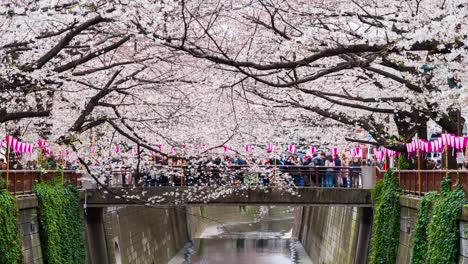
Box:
[417,149,422,196]
[314,168,319,187]
[13,172,17,195]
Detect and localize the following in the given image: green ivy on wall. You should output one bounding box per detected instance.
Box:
[409,175,466,264]
[426,176,465,264]
[369,169,402,264]
[0,177,23,264]
[410,191,437,264]
[34,178,86,264]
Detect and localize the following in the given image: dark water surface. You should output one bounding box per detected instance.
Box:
[169,207,313,264]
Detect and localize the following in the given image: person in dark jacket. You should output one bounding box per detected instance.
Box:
[312,153,325,166]
[349,157,362,187]
[333,155,342,187]
[312,153,326,186]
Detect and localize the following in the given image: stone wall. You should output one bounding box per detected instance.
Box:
[17,197,43,264]
[100,206,189,264]
[298,206,371,264]
[397,196,468,264]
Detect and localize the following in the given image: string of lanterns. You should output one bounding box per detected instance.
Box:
[1,134,467,162]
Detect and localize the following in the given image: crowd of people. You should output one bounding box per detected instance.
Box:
[93,152,366,189]
[2,149,467,190]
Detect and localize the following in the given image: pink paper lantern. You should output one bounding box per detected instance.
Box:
[266,143,275,153]
[355,147,363,157]
[288,144,296,154]
[310,146,316,155]
[245,144,254,153]
[331,147,338,157]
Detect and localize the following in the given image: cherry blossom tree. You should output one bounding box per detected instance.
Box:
[1,0,467,164]
[145,0,468,151]
[2,0,467,209]
[0,1,209,153]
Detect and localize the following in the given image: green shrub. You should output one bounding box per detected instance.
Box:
[34,179,86,264]
[0,187,23,264]
[369,169,401,264]
[398,155,411,170]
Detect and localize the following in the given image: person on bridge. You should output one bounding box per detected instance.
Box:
[324,155,335,187]
[333,154,342,187]
[349,157,362,188]
[312,153,325,166]
[341,153,350,187]
[0,158,6,170]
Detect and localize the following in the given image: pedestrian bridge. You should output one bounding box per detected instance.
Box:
[83,187,372,207]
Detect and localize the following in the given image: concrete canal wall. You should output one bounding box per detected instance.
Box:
[17,197,44,264]
[298,206,371,264]
[87,206,189,264]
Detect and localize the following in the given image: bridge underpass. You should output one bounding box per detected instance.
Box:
[83,187,372,207]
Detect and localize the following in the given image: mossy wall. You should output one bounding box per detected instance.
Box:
[398,196,468,263]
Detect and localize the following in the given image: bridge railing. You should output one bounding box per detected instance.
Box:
[0,166,365,195]
[105,165,363,188]
[0,170,82,195]
[376,168,468,196]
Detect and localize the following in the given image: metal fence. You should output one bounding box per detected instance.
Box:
[0,170,82,195]
[4,166,467,197]
[376,168,468,196]
[105,165,363,188]
[0,166,364,195]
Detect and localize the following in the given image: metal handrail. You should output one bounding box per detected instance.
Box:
[0,170,82,195]
[375,168,468,196]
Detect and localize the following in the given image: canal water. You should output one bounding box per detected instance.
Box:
[169,206,313,264]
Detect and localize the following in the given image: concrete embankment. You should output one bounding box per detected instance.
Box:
[86,206,189,264]
[16,196,44,264]
[297,206,372,264]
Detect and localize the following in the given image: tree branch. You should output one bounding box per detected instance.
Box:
[0,110,50,123]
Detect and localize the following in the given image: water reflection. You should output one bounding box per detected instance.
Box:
[181,238,309,264]
[170,207,313,264]
[201,217,294,239]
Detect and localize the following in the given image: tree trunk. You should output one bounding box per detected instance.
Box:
[416,116,428,169]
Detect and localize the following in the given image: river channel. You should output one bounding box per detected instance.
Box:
[169,206,313,264]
